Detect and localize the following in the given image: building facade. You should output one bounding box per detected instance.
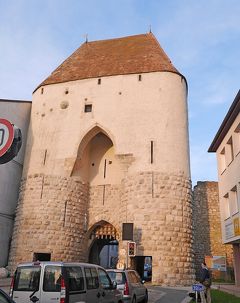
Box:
[209,90,240,285]
[0,99,31,267]
[8,33,195,285]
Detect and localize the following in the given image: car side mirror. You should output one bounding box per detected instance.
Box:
[112,281,117,289]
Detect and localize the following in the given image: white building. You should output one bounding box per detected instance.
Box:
[0,99,31,267]
[209,90,240,285]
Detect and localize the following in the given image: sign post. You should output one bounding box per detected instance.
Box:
[0,118,14,157]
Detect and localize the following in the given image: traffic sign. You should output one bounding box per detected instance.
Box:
[192,284,204,291]
[0,118,14,157]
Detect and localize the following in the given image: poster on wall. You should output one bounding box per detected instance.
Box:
[205,255,227,272]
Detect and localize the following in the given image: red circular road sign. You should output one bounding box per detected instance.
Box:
[0,118,14,157]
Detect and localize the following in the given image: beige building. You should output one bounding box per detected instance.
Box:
[8,33,195,285]
[0,99,31,267]
[209,90,240,285]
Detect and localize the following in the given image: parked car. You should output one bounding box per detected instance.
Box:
[10,261,122,303]
[107,269,148,303]
[0,288,16,303]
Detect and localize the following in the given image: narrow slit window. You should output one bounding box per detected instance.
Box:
[150,141,154,164]
[84,104,92,113]
[138,75,142,81]
[98,78,101,85]
[41,87,44,94]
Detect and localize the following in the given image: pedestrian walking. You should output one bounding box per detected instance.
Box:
[199,261,211,303]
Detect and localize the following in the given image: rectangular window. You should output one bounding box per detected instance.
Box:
[230,186,239,215]
[14,266,41,291]
[223,193,230,220]
[84,267,99,289]
[226,137,234,165]
[219,148,226,173]
[65,266,84,291]
[43,266,62,292]
[84,104,92,113]
[234,123,240,156]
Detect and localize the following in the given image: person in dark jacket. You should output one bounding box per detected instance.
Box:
[199,262,211,303]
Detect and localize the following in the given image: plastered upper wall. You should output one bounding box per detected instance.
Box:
[24,72,190,179]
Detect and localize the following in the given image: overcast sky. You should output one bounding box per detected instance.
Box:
[0,0,239,185]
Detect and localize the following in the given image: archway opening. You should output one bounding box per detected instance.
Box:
[72,128,122,185]
[88,222,119,269]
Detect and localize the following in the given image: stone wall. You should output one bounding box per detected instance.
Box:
[88,171,195,286]
[9,171,195,286]
[8,174,89,271]
[193,181,233,280]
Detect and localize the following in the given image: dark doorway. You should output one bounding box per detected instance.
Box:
[133,256,152,281]
[89,239,118,269]
[33,252,51,261]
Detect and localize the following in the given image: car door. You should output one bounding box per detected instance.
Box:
[128,271,145,302]
[134,271,146,300]
[12,265,41,303]
[40,265,62,303]
[84,267,101,303]
[98,268,116,303]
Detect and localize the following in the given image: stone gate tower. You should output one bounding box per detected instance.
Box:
[9,33,194,285]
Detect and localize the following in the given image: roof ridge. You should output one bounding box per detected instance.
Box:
[86,33,149,44]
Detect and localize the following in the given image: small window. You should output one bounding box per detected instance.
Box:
[41,87,44,94]
[14,266,41,291]
[226,137,234,165]
[223,193,230,219]
[98,78,101,85]
[138,75,142,81]
[84,267,99,289]
[219,148,226,173]
[98,269,112,289]
[230,186,239,215]
[84,104,92,113]
[234,123,240,155]
[43,266,62,292]
[65,266,84,291]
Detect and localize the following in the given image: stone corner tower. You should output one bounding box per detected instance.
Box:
[9,32,194,285]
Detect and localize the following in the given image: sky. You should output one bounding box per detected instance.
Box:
[0,0,239,186]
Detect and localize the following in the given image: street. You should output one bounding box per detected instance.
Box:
[0,279,190,303]
[148,285,190,303]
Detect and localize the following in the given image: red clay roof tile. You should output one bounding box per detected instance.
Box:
[38,33,180,89]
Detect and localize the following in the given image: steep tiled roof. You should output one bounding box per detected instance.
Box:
[38,33,181,89]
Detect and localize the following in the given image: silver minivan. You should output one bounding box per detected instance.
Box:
[10,261,122,303]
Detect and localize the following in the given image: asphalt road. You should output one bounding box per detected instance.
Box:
[1,279,190,303]
[148,286,190,303]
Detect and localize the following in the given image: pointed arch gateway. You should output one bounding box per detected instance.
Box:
[71,125,122,185]
[88,221,119,268]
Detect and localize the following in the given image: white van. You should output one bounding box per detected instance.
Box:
[10,261,122,303]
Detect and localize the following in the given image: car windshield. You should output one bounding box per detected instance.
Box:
[107,271,126,285]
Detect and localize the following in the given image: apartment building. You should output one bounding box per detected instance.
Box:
[209,90,240,285]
